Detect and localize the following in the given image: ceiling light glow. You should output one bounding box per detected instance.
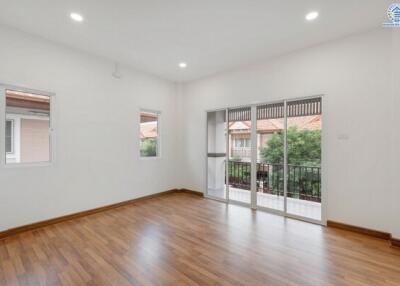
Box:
[70,13,84,22]
[179,62,187,69]
[305,11,319,21]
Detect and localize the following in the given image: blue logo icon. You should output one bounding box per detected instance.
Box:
[383,3,400,27]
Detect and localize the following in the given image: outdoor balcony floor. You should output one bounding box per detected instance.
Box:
[207,186,321,221]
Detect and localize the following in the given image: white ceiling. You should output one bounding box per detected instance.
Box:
[0,0,392,82]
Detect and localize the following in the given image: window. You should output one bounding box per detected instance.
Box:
[5,120,13,153]
[234,138,241,148]
[5,88,52,164]
[140,110,159,157]
[234,138,250,148]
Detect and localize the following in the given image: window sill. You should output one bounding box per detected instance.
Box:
[3,162,52,168]
[139,156,161,160]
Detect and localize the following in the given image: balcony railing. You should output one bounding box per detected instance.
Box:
[228,160,321,202]
[231,147,251,159]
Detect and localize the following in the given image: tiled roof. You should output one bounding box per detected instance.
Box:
[287,115,321,130]
[229,115,321,133]
[140,122,158,139]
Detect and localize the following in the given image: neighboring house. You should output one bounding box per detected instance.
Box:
[5,91,50,164]
[139,112,158,142]
[229,115,321,161]
[139,121,157,140]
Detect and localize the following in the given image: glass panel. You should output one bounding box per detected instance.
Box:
[256,103,285,210]
[256,117,284,211]
[228,107,251,204]
[207,110,227,200]
[5,120,13,153]
[286,111,322,220]
[140,111,159,157]
[6,90,51,164]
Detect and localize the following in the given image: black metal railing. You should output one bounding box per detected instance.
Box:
[228,160,321,202]
[228,160,252,190]
[231,147,251,159]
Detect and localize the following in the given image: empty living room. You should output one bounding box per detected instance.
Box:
[0,1,399,285]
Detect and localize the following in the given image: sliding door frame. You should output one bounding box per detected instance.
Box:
[205,108,228,203]
[205,94,326,226]
[250,106,257,209]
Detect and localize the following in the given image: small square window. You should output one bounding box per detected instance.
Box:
[140,111,160,158]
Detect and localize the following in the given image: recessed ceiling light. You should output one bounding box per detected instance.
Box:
[305,11,319,21]
[70,13,84,22]
[179,62,187,69]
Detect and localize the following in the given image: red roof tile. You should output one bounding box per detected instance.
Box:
[229,115,321,133]
[140,122,158,139]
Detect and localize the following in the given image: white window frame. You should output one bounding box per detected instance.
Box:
[0,84,56,168]
[139,109,161,159]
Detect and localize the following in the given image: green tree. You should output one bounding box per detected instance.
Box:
[140,139,157,157]
[260,127,321,166]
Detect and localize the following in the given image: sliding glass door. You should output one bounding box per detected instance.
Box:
[206,110,227,200]
[206,97,323,223]
[256,103,285,212]
[227,107,252,205]
[285,98,322,221]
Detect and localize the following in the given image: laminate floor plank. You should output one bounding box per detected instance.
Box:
[0,193,399,286]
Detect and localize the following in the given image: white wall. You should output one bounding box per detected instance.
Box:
[180,28,400,238]
[0,25,179,231]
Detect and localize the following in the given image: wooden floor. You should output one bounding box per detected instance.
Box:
[1,193,399,286]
